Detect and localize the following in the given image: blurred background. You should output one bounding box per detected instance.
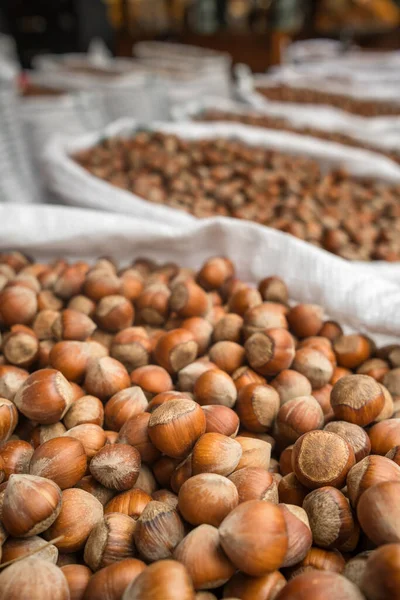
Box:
[1,0,400,70]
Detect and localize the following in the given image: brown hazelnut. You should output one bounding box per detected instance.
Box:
[44,488,103,552]
[83,558,145,600]
[2,474,62,537]
[0,365,29,400]
[178,473,239,526]
[90,443,141,490]
[63,395,104,429]
[105,488,152,518]
[333,334,371,369]
[130,365,173,399]
[178,360,217,393]
[110,329,152,371]
[104,386,148,432]
[258,276,288,305]
[278,473,309,506]
[0,398,18,443]
[1,535,58,564]
[95,295,134,332]
[197,257,234,291]
[276,395,324,442]
[2,325,39,368]
[234,436,271,471]
[208,341,245,374]
[292,430,355,489]
[324,421,371,462]
[229,467,278,503]
[122,559,194,600]
[357,358,390,382]
[219,500,288,576]
[285,547,345,578]
[287,304,324,338]
[245,328,295,376]
[148,398,206,459]
[213,313,243,344]
[118,412,161,464]
[134,501,185,561]
[276,571,363,600]
[0,285,38,326]
[292,348,333,389]
[229,286,262,316]
[202,405,239,437]
[84,512,136,571]
[0,440,34,480]
[361,544,400,600]
[318,320,343,342]
[14,368,74,424]
[0,558,70,600]
[169,279,209,318]
[52,309,96,341]
[369,418,400,455]
[330,374,385,426]
[75,475,116,506]
[154,329,198,374]
[61,564,91,600]
[64,423,106,458]
[29,436,87,489]
[84,357,130,401]
[357,481,400,545]
[303,487,355,548]
[192,433,242,476]
[194,369,237,408]
[271,369,312,404]
[232,366,266,391]
[347,455,400,507]
[67,295,96,316]
[173,524,235,590]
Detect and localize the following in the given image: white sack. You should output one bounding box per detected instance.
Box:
[2,203,400,346]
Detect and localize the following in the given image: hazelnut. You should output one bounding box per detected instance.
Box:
[169,279,209,318]
[122,559,194,600]
[118,413,161,464]
[236,383,280,432]
[0,365,29,400]
[232,366,266,391]
[194,369,237,408]
[202,405,239,437]
[287,304,324,338]
[75,475,116,506]
[303,487,355,548]
[0,440,34,480]
[64,423,106,458]
[130,365,173,399]
[0,398,18,443]
[104,387,148,432]
[361,544,400,600]
[54,264,88,299]
[285,547,345,578]
[280,503,312,568]
[178,359,217,393]
[90,443,141,490]
[52,309,96,341]
[67,295,96,316]
[330,375,385,426]
[84,357,130,401]
[0,285,38,326]
[110,329,152,371]
[333,334,371,369]
[219,499,288,576]
[14,368,74,424]
[234,436,271,471]
[386,445,400,465]
[84,558,145,600]
[245,328,295,376]
[29,436,87,489]
[369,418,400,455]
[63,395,104,429]
[229,467,278,503]
[173,524,235,590]
[343,551,371,588]
[61,564,91,600]
[83,270,121,301]
[324,421,371,462]
[1,535,58,564]
[292,348,333,389]
[192,433,242,476]
[276,571,364,600]
[95,295,134,332]
[154,329,198,374]
[197,257,234,291]
[292,430,355,489]
[152,489,178,509]
[84,512,136,571]
[347,455,400,507]
[278,473,310,506]
[178,473,239,526]
[136,283,171,326]
[224,571,285,600]
[105,488,152,518]
[271,369,312,404]
[319,320,343,342]
[0,558,69,600]
[148,398,206,459]
[50,341,91,382]
[357,358,390,382]
[2,474,62,537]
[357,481,400,544]
[213,313,243,343]
[44,488,103,552]
[242,303,288,339]
[134,501,185,561]
[170,455,192,493]
[258,276,288,304]
[2,325,39,368]
[276,395,324,442]
[229,286,262,316]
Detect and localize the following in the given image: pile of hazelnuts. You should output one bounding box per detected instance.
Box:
[0,251,399,600]
[74,132,400,262]
[197,109,400,167]
[256,84,400,118]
